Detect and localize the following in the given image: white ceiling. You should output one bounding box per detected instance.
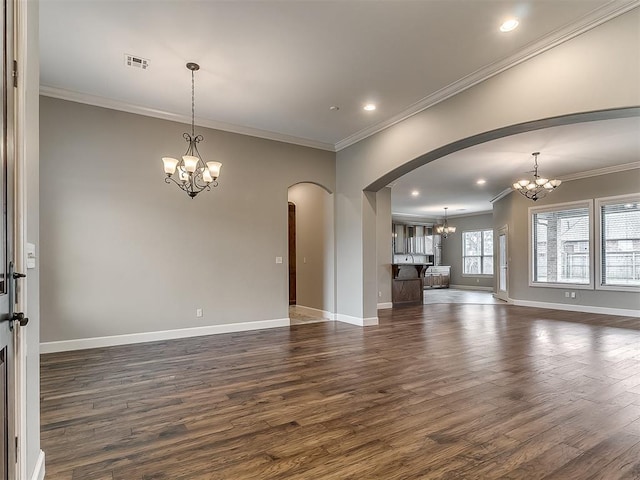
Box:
[40,1,640,216]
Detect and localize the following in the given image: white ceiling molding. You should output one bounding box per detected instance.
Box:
[39,85,337,152]
[335,0,640,152]
[490,161,640,204]
[39,1,638,154]
[558,161,640,182]
[490,188,515,205]
[392,209,493,223]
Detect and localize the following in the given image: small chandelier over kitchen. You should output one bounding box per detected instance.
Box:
[436,207,456,238]
[162,62,222,199]
[512,152,561,202]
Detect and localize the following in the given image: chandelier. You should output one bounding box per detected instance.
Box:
[162,62,222,198]
[436,207,456,238]
[512,152,561,201]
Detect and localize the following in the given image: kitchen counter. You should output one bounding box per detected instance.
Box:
[392,263,432,279]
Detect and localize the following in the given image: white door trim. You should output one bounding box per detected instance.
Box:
[496,225,509,302]
[14,0,29,476]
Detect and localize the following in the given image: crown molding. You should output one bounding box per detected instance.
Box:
[559,161,640,182]
[447,210,494,219]
[334,1,640,152]
[392,209,493,223]
[39,85,336,152]
[491,161,640,204]
[490,188,514,205]
[40,1,638,154]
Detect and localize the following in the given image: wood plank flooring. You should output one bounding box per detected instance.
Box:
[41,304,640,479]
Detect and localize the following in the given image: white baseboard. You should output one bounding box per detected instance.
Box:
[40,318,290,354]
[30,450,45,480]
[377,302,393,310]
[336,314,379,326]
[292,305,336,321]
[509,298,640,318]
[450,285,494,292]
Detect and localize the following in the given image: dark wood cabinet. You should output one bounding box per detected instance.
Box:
[391,264,426,306]
[392,278,423,306]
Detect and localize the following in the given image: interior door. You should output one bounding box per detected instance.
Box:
[496,225,508,302]
[0,0,15,476]
[288,202,296,305]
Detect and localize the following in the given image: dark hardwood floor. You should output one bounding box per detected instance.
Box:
[41,304,640,479]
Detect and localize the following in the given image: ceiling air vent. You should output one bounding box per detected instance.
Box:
[124,54,149,70]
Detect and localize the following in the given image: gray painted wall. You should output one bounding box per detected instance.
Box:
[442,213,494,289]
[335,10,640,320]
[40,97,335,342]
[376,188,392,305]
[287,183,334,313]
[493,169,640,310]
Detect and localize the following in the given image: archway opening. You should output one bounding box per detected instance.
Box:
[365,109,640,312]
[287,182,335,324]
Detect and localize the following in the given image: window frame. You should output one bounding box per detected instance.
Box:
[595,193,640,293]
[461,229,494,277]
[528,200,594,290]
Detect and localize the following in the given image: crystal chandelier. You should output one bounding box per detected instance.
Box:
[436,207,456,238]
[162,62,222,198]
[512,152,561,201]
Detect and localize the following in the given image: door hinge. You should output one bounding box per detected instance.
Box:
[12,60,17,87]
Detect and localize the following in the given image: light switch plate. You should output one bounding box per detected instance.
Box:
[26,243,36,269]
[275,256,283,264]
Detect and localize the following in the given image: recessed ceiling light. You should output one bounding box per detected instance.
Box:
[476,179,486,185]
[364,104,376,111]
[411,190,419,197]
[500,19,519,32]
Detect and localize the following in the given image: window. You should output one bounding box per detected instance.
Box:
[462,229,493,275]
[596,195,640,291]
[530,201,593,288]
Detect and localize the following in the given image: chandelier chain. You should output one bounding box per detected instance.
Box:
[191,69,195,138]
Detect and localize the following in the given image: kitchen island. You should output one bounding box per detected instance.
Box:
[391,263,430,306]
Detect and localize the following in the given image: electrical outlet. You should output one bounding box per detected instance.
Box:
[570,292,576,298]
[196,308,203,317]
[378,291,382,298]
[565,292,570,298]
[275,257,283,264]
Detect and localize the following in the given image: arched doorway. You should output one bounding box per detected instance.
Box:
[287,182,335,324]
[365,109,640,318]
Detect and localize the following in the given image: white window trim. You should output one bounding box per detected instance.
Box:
[462,229,493,277]
[595,193,640,293]
[528,199,594,290]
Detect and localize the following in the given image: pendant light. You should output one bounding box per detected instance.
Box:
[436,207,456,238]
[162,62,222,198]
[512,152,561,202]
